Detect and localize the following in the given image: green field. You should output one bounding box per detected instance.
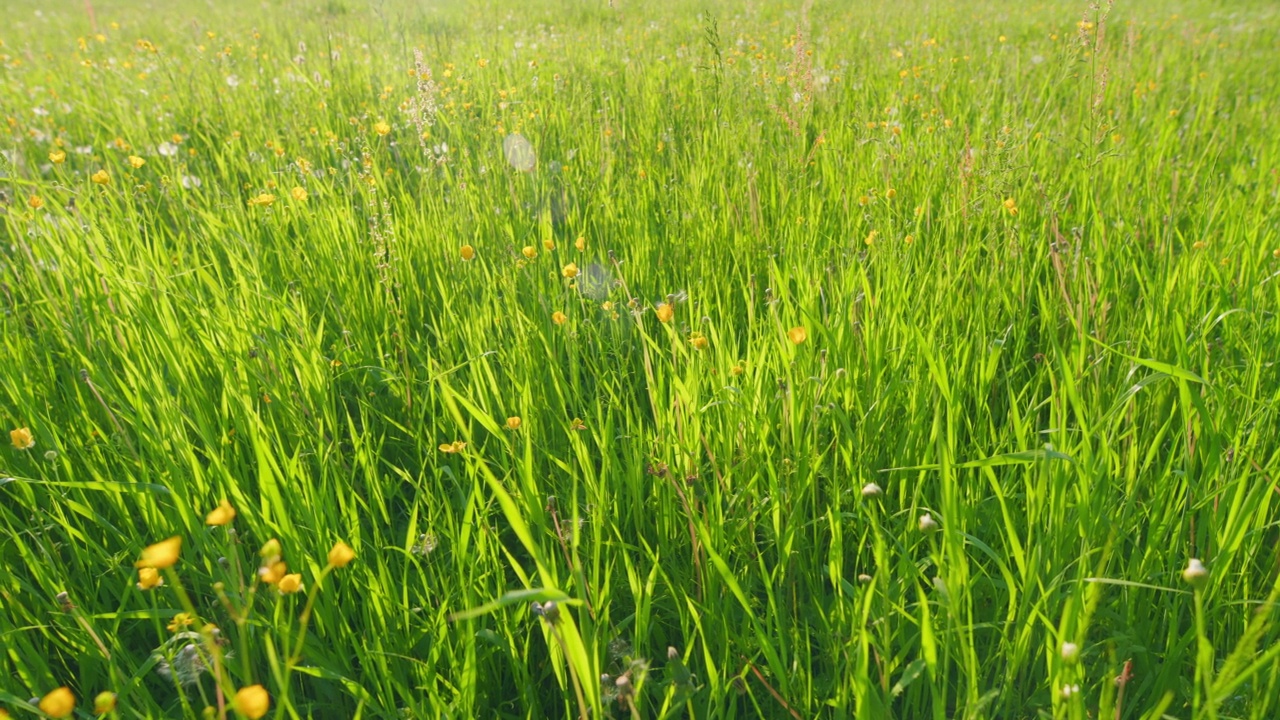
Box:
[3,0,1280,717]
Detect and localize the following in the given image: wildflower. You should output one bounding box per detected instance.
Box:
[248,193,276,207]
[655,303,674,323]
[158,141,178,156]
[575,236,586,251]
[552,311,568,325]
[205,500,236,526]
[1003,198,1018,216]
[918,513,939,532]
[1192,240,1207,250]
[91,169,111,185]
[689,332,708,350]
[477,58,489,68]
[50,149,66,163]
[864,230,878,246]
[168,612,195,632]
[885,188,897,199]
[128,155,145,169]
[39,688,75,719]
[569,417,587,431]
[234,685,271,720]
[29,195,45,210]
[1182,558,1208,588]
[291,186,307,201]
[135,536,182,569]
[543,238,556,251]
[373,120,391,136]
[259,561,288,585]
[506,416,522,430]
[787,326,808,345]
[277,573,304,594]
[137,567,164,590]
[460,244,476,261]
[904,234,914,244]
[562,262,579,278]
[438,441,466,454]
[1060,642,1080,663]
[259,538,281,560]
[861,482,882,497]
[522,246,537,259]
[730,363,744,376]
[93,691,117,714]
[328,540,356,568]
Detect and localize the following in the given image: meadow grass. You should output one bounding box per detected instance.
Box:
[3,0,1280,717]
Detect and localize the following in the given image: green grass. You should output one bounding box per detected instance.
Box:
[3,0,1280,717]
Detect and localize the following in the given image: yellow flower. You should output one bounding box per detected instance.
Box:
[864,230,878,246]
[438,440,467,454]
[291,186,307,201]
[328,540,356,568]
[259,538,282,560]
[234,685,271,720]
[1273,248,1280,259]
[655,303,674,323]
[277,573,304,594]
[128,155,145,169]
[570,417,587,431]
[50,149,67,163]
[205,500,236,526]
[562,262,579,278]
[91,169,111,185]
[93,691,117,715]
[904,234,914,245]
[1003,198,1018,216]
[477,58,489,68]
[788,326,808,345]
[28,195,45,210]
[136,536,182,569]
[460,244,476,261]
[1192,240,1208,250]
[575,236,586,251]
[522,246,537,259]
[506,416,522,430]
[552,311,568,325]
[248,193,276,207]
[543,238,556,251]
[373,120,391,136]
[167,612,195,632]
[259,561,288,585]
[689,332,708,350]
[730,363,745,376]
[39,687,76,719]
[136,567,164,590]
[885,188,897,199]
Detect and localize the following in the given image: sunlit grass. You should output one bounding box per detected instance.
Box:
[3,0,1280,717]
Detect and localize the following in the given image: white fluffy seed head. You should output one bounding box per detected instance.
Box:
[918,513,939,532]
[861,482,882,498]
[1060,642,1079,663]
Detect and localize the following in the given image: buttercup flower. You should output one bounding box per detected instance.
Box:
[522,246,537,259]
[562,262,579,278]
[552,311,568,325]
[788,326,808,345]
[28,195,45,210]
[575,236,586,251]
[328,541,356,568]
[135,536,182,569]
[277,573,304,594]
[168,612,195,632]
[291,186,307,201]
[137,567,164,590]
[206,500,236,526]
[373,121,391,136]
[10,428,35,450]
[438,441,467,454]
[506,416,522,430]
[248,193,276,207]
[39,687,75,719]
[91,169,111,185]
[259,561,288,585]
[460,244,476,261]
[128,155,145,168]
[234,685,270,720]
[50,149,67,163]
[655,303,674,323]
